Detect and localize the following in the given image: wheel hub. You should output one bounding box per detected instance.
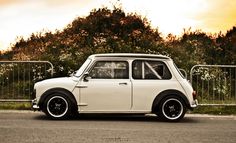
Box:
[169,105,175,112]
[47,96,69,118]
[162,98,184,120]
[55,103,61,110]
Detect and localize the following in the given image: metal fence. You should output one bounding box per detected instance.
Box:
[190,65,236,106]
[0,62,236,106]
[0,61,53,102]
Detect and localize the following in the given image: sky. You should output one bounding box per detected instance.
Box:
[0,0,236,51]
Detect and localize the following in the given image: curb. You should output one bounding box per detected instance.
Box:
[185,114,236,120]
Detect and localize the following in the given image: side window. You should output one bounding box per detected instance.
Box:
[90,61,129,79]
[132,60,171,80]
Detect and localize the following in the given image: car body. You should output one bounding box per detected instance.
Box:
[32,53,198,121]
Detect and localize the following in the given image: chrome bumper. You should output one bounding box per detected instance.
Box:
[31,98,40,111]
[190,99,198,108]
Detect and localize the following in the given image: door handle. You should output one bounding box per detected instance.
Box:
[119,82,127,85]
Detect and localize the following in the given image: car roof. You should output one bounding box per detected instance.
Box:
[89,53,170,60]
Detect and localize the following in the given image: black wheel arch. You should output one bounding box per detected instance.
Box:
[38,88,78,112]
[152,89,190,113]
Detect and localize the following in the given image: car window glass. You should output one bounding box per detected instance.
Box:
[132,60,171,80]
[90,61,129,79]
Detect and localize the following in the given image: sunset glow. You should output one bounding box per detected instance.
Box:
[120,0,208,34]
[0,0,235,51]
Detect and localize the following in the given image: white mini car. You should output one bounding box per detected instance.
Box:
[32,53,197,121]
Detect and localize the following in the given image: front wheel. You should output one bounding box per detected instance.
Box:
[157,96,186,122]
[43,94,72,119]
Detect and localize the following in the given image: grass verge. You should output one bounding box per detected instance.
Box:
[0,102,31,110]
[188,105,236,115]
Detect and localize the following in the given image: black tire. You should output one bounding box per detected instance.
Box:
[43,93,72,120]
[157,96,186,122]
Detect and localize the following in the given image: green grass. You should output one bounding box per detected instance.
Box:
[188,105,236,115]
[0,102,31,110]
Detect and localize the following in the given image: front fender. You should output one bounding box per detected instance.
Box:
[38,88,78,111]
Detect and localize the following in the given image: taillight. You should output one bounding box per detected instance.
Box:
[192,91,197,100]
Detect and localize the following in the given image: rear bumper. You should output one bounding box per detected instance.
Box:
[31,98,40,111]
[190,99,198,109]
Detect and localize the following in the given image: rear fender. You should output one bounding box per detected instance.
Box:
[152,90,190,113]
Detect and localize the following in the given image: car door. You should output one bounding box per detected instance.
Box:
[78,61,132,112]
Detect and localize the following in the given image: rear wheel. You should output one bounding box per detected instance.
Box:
[43,94,72,119]
[157,96,186,122]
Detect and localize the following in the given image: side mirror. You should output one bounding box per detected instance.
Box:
[83,72,91,82]
[69,71,75,77]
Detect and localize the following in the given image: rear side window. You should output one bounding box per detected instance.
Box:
[132,60,171,80]
[89,61,129,79]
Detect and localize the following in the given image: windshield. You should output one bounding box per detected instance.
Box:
[75,58,92,77]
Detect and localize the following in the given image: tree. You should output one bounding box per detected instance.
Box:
[2,7,163,77]
[216,26,236,64]
[0,6,235,77]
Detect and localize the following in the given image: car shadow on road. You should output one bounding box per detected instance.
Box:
[33,113,199,123]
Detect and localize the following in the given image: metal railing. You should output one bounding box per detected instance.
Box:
[190,65,236,106]
[0,61,54,102]
[179,68,187,79]
[1,62,236,106]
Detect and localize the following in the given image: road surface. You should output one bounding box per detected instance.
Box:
[0,111,236,143]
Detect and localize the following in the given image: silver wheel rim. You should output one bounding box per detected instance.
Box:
[47,96,68,118]
[162,98,183,120]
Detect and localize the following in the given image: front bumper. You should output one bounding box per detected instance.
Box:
[31,98,40,111]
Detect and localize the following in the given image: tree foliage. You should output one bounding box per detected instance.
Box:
[0,7,235,77]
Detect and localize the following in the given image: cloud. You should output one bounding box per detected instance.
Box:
[0,0,19,6]
[0,0,111,50]
[0,0,236,50]
[45,0,95,7]
[194,0,236,33]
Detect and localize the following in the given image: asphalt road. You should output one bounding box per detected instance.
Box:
[0,111,236,143]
